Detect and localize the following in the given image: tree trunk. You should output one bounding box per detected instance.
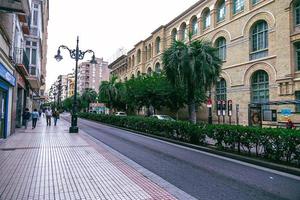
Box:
[188,100,197,124]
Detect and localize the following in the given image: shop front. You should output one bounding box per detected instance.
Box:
[16,72,26,128]
[0,62,16,139]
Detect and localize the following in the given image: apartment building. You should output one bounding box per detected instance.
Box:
[0,0,49,137]
[77,58,109,94]
[109,0,300,126]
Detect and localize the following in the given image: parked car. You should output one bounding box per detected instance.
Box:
[115,112,127,116]
[150,115,175,121]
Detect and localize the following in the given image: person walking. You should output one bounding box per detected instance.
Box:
[45,108,52,126]
[286,119,295,129]
[22,108,31,129]
[31,109,39,129]
[52,109,60,126]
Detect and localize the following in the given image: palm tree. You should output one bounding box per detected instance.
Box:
[162,38,221,124]
[99,76,125,114]
[81,88,97,111]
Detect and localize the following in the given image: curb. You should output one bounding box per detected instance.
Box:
[74,116,300,177]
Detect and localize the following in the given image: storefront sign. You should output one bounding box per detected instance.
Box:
[0,62,16,86]
[281,109,292,116]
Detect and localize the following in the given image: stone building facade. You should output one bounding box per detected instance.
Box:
[109,0,300,125]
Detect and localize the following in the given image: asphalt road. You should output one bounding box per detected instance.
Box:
[73,117,300,200]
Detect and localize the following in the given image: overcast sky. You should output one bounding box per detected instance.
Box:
[46,0,199,90]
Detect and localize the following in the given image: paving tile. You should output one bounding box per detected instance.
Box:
[0,118,178,200]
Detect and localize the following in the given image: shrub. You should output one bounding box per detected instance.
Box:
[78,112,300,166]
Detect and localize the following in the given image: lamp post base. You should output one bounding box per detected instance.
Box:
[69,126,78,133]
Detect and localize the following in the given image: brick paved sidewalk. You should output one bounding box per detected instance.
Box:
[0,117,195,200]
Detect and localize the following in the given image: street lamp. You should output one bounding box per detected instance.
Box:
[54,36,97,133]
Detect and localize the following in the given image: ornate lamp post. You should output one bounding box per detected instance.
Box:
[54,36,97,133]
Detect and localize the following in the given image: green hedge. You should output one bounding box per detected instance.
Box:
[78,112,300,167]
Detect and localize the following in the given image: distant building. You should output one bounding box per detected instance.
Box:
[67,73,75,97]
[77,58,109,94]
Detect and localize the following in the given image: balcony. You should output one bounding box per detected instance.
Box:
[13,47,29,76]
[0,0,30,15]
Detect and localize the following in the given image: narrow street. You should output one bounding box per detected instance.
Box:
[75,116,300,200]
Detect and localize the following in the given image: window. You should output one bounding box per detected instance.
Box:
[216,78,227,101]
[171,28,177,41]
[180,23,187,41]
[148,44,152,59]
[132,55,135,66]
[145,46,148,60]
[191,17,198,36]
[155,37,161,54]
[217,0,226,22]
[296,91,300,112]
[250,20,268,60]
[32,10,38,26]
[137,71,141,76]
[202,9,211,29]
[26,48,37,65]
[252,0,260,5]
[295,42,300,71]
[251,70,269,104]
[147,67,152,75]
[137,49,141,63]
[216,37,226,61]
[155,63,161,73]
[295,1,300,25]
[233,0,244,14]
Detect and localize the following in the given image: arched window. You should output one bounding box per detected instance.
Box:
[250,20,268,60]
[131,74,135,79]
[252,0,260,5]
[155,37,161,54]
[148,44,152,59]
[202,8,211,30]
[137,49,141,63]
[233,0,244,14]
[147,67,152,75]
[217,0,226,22]
[155,63,161,73]
[137,71,141,76]
[125,77,128,82]
[216,37,226,61]
[132,55,135,67]
[128,57,131,68]
[191,16,198,36]
[294,42,300,71]
[294,0,300,25]
[145,46,148,61]
[216,78,227,101]
[171,28,177,41]
[251,70,269,103]
[179,22,187,41]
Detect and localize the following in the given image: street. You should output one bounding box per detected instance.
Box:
[75,117,300,200]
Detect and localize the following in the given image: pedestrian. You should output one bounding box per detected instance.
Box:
[31,109,39,129]
[22,108,31,129]
[52,109,60,126]
[286,119,295,129]
[45,108,52,126]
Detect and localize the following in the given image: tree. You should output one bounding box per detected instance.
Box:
[99,76,126,114]
[162,38,221,124]
[80,89,97,111]
[125,73,171,115]
[62,97,73,111]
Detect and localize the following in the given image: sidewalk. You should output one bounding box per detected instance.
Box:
[0,117,194,200]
